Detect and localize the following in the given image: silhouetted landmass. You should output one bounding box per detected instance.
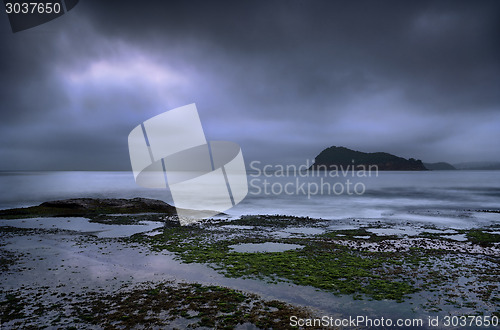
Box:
[310,146,427,171]
[453,162,500,170]
[423,162,457,170]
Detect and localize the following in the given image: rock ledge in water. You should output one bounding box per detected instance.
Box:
[0,197,177,219]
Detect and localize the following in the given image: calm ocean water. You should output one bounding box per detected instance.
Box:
[1,171,499,228]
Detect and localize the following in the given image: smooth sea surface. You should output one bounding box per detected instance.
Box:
[0,170,499,229]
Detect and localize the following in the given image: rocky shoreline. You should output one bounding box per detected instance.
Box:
[0,198,499,328]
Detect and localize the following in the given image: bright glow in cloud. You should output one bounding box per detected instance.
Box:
[66,57,185,87]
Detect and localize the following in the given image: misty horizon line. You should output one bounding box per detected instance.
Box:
[2,160,500,172]
[2,145,500,171]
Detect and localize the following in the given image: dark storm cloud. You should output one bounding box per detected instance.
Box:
[80,0,500,111]
[0,0,499,170]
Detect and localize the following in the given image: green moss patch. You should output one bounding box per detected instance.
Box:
[132,225,417,302]
[128,218,500,313]
[209,214,324,228]
[466,230,500,245]
[321,228,398,242]
[72,282,313,329]
[1,282,314,329]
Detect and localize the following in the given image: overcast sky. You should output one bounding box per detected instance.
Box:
[1,0,499,170]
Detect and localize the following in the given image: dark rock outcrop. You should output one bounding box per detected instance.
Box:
[0,197,177,219]
[310,146,427,171]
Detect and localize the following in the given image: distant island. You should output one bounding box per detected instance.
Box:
[453,161,500,170]
[310,146,427,171]
[423,162,457,170]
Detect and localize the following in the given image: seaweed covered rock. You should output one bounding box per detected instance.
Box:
[0,197,177,219]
